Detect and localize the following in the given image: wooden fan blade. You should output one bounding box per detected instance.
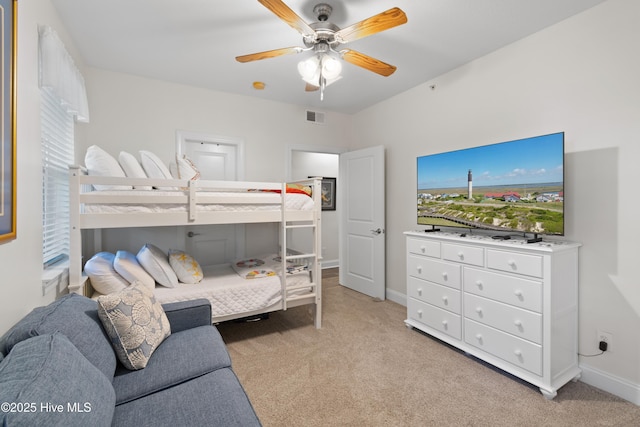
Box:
[341,49,397,77]
[236,46,303,63]
[305,83,319,92]
[258,0,315,37]
[336,7,407,44]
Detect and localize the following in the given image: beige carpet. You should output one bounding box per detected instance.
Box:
[217,269,640,426]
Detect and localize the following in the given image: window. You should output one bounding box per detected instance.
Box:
[41,88,74,267]
[38,25,89,294]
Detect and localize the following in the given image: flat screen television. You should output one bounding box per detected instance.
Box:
[417,132,564,240]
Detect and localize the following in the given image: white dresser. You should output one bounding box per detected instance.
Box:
[404,231,581,399]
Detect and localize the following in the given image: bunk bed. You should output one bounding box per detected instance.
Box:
[68,165,323,328]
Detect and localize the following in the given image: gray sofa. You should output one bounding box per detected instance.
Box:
[0,294,261,426]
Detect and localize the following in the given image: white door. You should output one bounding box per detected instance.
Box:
[176,131,245,264]
[178,132,243,181]
[339,146,385,300]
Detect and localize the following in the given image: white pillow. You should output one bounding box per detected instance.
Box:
[84,252,129,294]
[139,150,176,190]
[113,250,156,290]
[169,249,203,284]
[173,155,201,181]
[85,145,132,191]
[136,244,178,288]
[118,152,152,190]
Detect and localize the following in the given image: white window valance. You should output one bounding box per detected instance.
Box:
[38,25,90,123]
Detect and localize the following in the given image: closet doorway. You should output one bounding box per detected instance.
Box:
[177,131,246,266]
[288,147,341,269]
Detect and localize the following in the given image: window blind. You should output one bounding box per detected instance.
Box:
[41,88,74,267]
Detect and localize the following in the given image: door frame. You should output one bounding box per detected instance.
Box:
[176,130,246,260]
[176,130,245,180]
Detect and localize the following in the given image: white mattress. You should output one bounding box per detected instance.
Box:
[153,263,312,319]
[82,190,314,214]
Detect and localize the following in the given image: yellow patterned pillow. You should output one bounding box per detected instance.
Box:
[169,249,203,284]
[97,282,171,370]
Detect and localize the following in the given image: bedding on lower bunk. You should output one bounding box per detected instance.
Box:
[153,263,311,318]
[81,190,315,214]
[90,253,313,321]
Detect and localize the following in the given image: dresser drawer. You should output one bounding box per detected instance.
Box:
[408,276,461,314]
[443,243,484,267]
[463,267,542,312]
[487,250,543,278]
[408,255,461,289]
[464,319,542,376]
[464,293,542,344]
[407,237,440,258]
[408,298,461,340]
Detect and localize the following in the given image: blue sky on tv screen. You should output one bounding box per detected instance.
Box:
[417,133,564,189]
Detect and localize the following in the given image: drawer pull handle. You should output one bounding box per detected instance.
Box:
[442,272,448,280]
[475,334,483,344]
[508,260,516,267]
[417,288,423,296]
[514,290,523,299]
[457,251,464,259]
[514,349,523,357]
[417,266,422,274]
[514,320,523,327]
[442,296,448,304]
[442,320,448,329]
[417,309,423,318]
[475,280,483,290]
[420,245,426,253]
[475,307,483,316]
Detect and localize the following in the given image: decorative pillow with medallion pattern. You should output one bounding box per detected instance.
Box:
[96,282,171,370]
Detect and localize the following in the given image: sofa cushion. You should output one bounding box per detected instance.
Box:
[112,325,231,405]
[112,367,261,427]
[0,333,115,427]
[0,294,117,379]
[97,282,171,370]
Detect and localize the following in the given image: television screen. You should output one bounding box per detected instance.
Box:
[417,132,564,236]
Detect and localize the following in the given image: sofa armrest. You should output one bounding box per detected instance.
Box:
[162,299,211,333]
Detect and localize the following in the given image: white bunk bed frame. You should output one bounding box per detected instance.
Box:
[68,165,323,328]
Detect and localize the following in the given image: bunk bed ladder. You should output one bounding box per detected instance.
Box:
[280,179,322,328]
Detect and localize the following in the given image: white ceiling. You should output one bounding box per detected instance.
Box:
[50,0,606,114]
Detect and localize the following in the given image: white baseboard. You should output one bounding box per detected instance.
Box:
[321,259,339,269]
[386,288,407,306]
[579,364,640,405]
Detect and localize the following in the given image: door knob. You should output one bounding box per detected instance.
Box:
[370,228,384,235]
[187,231,201,238]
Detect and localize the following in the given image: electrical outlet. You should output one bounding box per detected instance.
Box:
[597,330,613,352]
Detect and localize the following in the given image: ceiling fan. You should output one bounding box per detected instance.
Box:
[236,0,407,98]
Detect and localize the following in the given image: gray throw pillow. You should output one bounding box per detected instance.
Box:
[97,281,171,370]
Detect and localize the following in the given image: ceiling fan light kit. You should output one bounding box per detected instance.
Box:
[236,0,407,101]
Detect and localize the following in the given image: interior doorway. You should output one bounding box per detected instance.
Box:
[288,146,342,269]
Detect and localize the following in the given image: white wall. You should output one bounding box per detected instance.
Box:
[80,69,352,181]
[352,0,640,404]
[0,1,87,334]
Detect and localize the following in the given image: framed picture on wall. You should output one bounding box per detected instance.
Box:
[310,177,336,211]
[0,0,17,242]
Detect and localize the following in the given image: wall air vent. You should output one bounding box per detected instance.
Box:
[306,110,325,125]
